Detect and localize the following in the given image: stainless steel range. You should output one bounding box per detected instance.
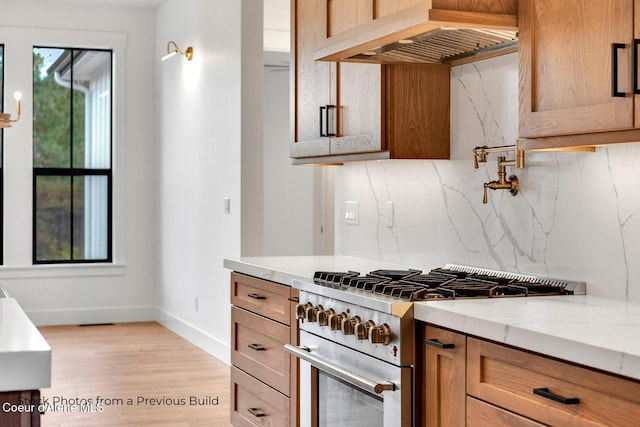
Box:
[285,264,585,427]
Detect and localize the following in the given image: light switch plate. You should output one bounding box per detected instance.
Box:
[345,201,359,225]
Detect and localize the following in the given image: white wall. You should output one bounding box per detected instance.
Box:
[155,0,265,363]
[335,53,640,302]
[0,0,158,324]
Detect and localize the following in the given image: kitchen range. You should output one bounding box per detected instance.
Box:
[285,265,585,427]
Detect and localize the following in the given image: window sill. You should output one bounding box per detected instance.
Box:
[0,263,126,280]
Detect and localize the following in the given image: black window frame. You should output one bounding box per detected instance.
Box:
[32,46,113,265]
[0,44,4,265]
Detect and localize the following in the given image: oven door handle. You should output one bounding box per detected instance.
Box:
[285,344,396,394]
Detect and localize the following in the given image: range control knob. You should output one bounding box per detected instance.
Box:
[317,308,335,326]
[355,320,375,341]
[305,304,323,323]
[341,316,361,335]
[295,303,312,320]
[369,323,393,346]
[328,312,348,330]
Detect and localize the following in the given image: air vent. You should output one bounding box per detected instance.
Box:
[349,28,518,64]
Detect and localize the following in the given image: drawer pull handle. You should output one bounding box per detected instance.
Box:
[248,407,266,417]
[248,343,266,351]
[425,338,454,349]
[288,296,300,302]
[247,293,266,300]
[533,387,580,405]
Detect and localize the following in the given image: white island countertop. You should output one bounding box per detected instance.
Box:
[225,256,640,382]
[0,296,51,392]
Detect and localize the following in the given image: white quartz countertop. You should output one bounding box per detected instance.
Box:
[224,255,416,285]
[224,256,640,381]
[415,295,640,381]
[0,297,52,391]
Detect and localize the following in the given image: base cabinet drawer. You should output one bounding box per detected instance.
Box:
[231,366,289,427]
[467,396,544,427]
[467,337,640,426]
[231,272,291,324]
[232,306,290,395]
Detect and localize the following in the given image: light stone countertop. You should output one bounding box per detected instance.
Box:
[0,296,51,392]
[224,256,640,381]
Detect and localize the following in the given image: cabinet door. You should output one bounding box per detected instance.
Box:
[292,0,380,157]
[328,1,383,155]
[423,325,466,427]
[519,0,634,138]
[290,0,332,158]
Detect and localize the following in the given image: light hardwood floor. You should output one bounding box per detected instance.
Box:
[37,322,231,427]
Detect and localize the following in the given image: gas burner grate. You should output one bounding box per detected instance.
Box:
[443,264,585,295]
[367,269,422,281]
[313,271,360,286]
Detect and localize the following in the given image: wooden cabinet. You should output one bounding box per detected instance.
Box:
[422,325,466,427]
[290,0,450,164]
[230,272,299,426]
[0,390,41,427]
[418,324,640,426]
[466,396,544,427]
[467,337,640,426]
[518,0,640,149]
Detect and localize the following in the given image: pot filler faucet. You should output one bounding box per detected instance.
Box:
[473,145,525,204]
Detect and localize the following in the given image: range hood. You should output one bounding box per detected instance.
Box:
[314,2,518,65]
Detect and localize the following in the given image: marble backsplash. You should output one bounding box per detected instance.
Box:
[334,53,640,302]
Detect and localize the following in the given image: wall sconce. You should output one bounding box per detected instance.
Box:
[161,41,193,61]
[0,92,22,129]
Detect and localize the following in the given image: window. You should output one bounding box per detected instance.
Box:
[33,47,112,263]
[0,44,4,265]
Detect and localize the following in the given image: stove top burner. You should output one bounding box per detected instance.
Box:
[312,265,576,301]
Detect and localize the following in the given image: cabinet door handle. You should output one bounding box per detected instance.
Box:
[248,343,266,351]
[612,43,626,97]
[248,407,266,417]
[425,338,455,349]
[533,387,580,405]
[633,39,640,94]
[319,105,336,137]
[247,293,265,300]
[288,296,300,303]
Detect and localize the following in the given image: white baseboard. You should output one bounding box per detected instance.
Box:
[154,307,230,365]
[26,305,156,326]
[25,305,231,366]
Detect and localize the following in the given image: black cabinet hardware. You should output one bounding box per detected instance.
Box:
[248,407,266,417]
[319,105,336,137]
[634,39,640,94]
[612,43,626,97]
[425,338,455,349]
[248,343,266,351]
[533,387,580,405]
[247,293,265,300]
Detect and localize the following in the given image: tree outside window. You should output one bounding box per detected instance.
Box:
[33,47,112,263]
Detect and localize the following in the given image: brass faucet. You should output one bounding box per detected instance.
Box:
[473,145,524,204]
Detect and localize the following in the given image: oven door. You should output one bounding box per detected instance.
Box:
[285,330,412,427]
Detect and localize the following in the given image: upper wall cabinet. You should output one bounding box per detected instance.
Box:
[519,0,640,150]
[290,0,451,164]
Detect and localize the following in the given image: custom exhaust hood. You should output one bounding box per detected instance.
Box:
[314,1,518,65]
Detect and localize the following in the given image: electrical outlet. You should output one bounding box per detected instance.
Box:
[345,201,359,225]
